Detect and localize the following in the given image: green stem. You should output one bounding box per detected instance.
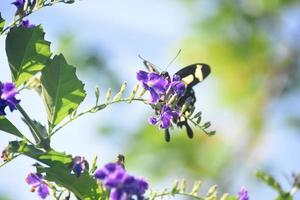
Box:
[188,118,210,135]
[17,104,50,150]
[49,98,147,137]
[0,0,66,35]
[0,154,20,168]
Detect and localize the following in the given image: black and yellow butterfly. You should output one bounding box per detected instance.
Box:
[142,59,211,141]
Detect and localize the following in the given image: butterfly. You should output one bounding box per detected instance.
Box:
[141,58,211,141]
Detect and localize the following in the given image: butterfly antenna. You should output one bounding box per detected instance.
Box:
[165,49,182,71]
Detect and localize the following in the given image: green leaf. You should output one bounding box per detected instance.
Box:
[0,117,23,138]
[9,141,102,200]
[9,141,72,165]
[0,13,5,32]
[38,166,102,200]
[276,194,293,200]
[6,25,51,86]
[41,54,86,130]
[256,171,284,194]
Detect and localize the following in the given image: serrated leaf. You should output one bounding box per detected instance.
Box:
[9,141,72,165]
[256,171,284,194]
[6,25,51,86]
[37,166,102,200]
[41,54,86,130]
[0,13,5,32]
[0,117,23,138]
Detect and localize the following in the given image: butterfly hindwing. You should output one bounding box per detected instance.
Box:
[175,63,211,88]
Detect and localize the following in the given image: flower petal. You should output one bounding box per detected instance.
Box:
[110,188,128,200]
[37,183,49,199]
[26,173,43,187]
[148,116,158,125]
[149,88,159,103]
[136,71,149,82]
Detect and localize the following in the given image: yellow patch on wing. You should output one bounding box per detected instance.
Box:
[182,74,194,85]
[195,65,203,81]
[180,116,186,122]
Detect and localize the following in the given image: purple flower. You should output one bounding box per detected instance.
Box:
[95,163,148,200]
[25,173,49,199]
[238,187,249,200]
[71,156,89,176]
[136,70,169,103]
[22,19,35,28]
[0,82,20,116]
[170,75,186,96]
[12,0,24,8]
[149,105,180,129]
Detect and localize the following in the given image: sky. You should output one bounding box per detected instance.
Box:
[0,0,300,199]
[0,1,192,199]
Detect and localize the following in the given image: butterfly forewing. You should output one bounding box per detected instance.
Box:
[175,63,211,88]
[143,60,160,74]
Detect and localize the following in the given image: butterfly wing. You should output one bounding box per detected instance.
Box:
[142,60,160,74]
[175,64,211,139]
[175,63,211,88]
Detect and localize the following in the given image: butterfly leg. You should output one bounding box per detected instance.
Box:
[165,128,170,142]
[177,120,194,139]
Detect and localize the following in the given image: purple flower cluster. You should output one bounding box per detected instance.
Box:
[136,71,169,103]
[0,82,20,116]
[12,0,35,8]
[238,187,249,200]
[12,0,24,8]
[11,0,35,28]
[136,70,186,130]
[148,105,180,129]
[95,163,148,200]
[25,173,49,199]
[71,156,89,176]
[22,19,35,28]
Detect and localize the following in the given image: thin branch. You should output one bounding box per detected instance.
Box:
[1,0,66,35]
[49,98,147,137]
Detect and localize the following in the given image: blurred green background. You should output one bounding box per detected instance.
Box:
[0,0,300,199]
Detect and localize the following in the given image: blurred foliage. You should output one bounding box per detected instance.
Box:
[57,32,120,89]
[120,0,300,194]
[178,0,300,132]
[0,195,10,200]
[256,171,300,199]
[126,124,232,181]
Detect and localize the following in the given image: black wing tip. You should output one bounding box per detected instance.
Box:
[201,63,211,78]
